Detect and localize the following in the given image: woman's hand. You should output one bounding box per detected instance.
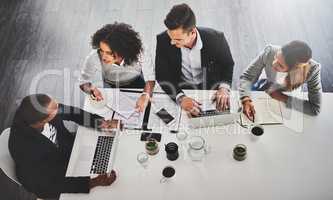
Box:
[135,93,150,112]
[90,87,104,101]
[268,91,288,103]
[242,100,256,122]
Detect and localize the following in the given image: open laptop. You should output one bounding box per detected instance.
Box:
[67,126,121,176]
[187,98,241,128]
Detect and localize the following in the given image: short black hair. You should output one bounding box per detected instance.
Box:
[164,3,196,32]
[281,40,312,69]
[14,94,52,125]
[91,22,143,65]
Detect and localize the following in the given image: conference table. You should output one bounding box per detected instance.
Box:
[60,89,333,200]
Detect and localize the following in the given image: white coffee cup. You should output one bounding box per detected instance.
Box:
[250,124,264,141]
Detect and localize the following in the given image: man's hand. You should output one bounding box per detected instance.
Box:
[90,87,104,101]
[242,100,256,122]
[89,171,117,189]
[179,96,202,117]
[212,88,230,111]
[99,119,123,131]
[135,93,150,112]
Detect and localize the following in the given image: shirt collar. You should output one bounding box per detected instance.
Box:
[194,29,203,50]
[119,59,125,66]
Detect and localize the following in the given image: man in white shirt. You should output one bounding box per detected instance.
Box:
[155,4,234,116]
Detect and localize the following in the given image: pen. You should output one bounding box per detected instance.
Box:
[125,127,152,131]
[120,89,165,94]
[170,107,182,133]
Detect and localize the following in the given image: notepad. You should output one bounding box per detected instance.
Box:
[240,97,283,126]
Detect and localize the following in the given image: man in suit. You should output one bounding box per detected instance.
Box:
[9,94,119,199]
[155,3,234,116]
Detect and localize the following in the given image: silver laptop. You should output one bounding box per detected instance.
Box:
[68,126,121,176]
[187,99,240,128]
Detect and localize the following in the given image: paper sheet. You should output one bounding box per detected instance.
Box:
[106,89,137,119]
[240,97,283,126]
[113,111,143,129]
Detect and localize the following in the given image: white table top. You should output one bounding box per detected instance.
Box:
[61,89,333,200]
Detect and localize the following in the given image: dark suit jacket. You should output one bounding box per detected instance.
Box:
[9,104,103,199]
[0,168,37,200]
[155,27,234,101]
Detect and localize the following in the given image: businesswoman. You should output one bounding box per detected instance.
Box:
[79,22,155,112]
[239,40,322,120]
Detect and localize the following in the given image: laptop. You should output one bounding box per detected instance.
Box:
[67,126,121,176]
[187,99,241,128]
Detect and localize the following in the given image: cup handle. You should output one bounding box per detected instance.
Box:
[204,143,211,154]
[160,177,167,183]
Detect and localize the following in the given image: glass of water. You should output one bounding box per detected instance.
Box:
[176,131,188,157]
[176,131,188,141]
[188,136,207,161]
[137,152,149,169]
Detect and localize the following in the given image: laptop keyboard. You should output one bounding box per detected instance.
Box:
[197,109,231,117]
[90,136,114,174]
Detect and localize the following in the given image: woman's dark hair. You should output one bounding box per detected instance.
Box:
[14,94,52,125]
[164,3,196,32]
[91,22,143,65]
[281,40,312,69]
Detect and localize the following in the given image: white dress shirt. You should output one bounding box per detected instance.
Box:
[41,123,57,144]
[180,29,203,85]
[176,29,230,102]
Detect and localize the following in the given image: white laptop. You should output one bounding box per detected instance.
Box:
[66,126,121,176]
[187,98,241,129]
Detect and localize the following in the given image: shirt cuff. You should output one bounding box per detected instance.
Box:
[176,92,186,105]
[144,75,156,81]
[218,83,231,91]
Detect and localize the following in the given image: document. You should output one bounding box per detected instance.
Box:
[105,89,145,129]
[106,89,137,119]
[113,110,144,129]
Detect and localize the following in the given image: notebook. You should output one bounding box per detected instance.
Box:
[240,97,283,126]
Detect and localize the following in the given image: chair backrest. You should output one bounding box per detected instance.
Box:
[0,128,20,184]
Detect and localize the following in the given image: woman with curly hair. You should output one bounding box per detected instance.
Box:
[79,22,155,112]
